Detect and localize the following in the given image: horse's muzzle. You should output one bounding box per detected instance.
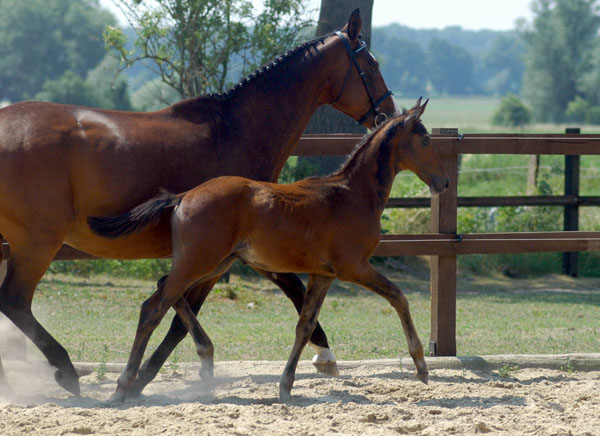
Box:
[430,175,450,195]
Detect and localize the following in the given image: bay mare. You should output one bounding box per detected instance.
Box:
[0,10,397,396]
[89,100,449,401]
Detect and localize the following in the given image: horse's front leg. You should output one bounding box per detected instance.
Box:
[342,262,428,383]
[279,274,334,402]
[256,269,339,377]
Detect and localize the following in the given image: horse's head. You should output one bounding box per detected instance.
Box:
[327,9,397,129]
[391,98,449,194]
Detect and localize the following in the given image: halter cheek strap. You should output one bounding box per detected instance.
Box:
[332,31,394,127]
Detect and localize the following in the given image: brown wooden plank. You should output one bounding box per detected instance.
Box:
[374,232,600,256]
[53,246,100,260]
[386,195,580,208]
[434,136,600,156]
[294,134,362,156]
[293,134,600,157]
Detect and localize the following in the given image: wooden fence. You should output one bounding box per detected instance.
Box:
[2,132,600,357]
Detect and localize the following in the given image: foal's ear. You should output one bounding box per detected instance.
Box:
[404,99,428,130]
[345,9,362,41]
[416,98,429,118]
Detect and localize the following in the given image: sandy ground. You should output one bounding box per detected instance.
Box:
[0,358,599,436]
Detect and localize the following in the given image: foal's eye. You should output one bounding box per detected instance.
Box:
[422,136,431,147]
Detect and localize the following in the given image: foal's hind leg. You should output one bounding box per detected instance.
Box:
[0,244,80,394]
[172,296,214,381]
[129,277,219,397]
[342,262,428,383]
[255,270,339,377]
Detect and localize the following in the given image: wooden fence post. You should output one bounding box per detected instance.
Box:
[429,146,459,357]
[563,128,580,277]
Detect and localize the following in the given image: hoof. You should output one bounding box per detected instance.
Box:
[416,371,429,385]
[111,389,128,403]
[279,385,292,403]
[199,365,214,382]
[312,359,340,377]
[54,368,80,395]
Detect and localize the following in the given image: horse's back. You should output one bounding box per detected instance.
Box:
[0,101,201,254]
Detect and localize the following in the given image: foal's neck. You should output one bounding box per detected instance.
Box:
[339,127,403,211]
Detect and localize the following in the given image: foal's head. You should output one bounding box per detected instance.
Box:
[387,99,449,194]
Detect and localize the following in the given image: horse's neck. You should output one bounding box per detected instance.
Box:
[341,135,398,211]
[220,44,337,181]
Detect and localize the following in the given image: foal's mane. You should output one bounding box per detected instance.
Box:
[329,113,418,177]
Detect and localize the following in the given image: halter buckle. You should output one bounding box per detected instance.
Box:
[374,112,388,128]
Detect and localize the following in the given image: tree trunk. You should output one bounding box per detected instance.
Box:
[297,0,374,178]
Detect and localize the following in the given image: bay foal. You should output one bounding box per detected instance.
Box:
[89,99,449,401]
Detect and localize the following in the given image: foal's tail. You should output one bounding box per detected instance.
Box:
[87,191,182,239]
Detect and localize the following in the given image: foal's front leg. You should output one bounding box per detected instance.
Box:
[344,262,428,382]
[279,274,334,402]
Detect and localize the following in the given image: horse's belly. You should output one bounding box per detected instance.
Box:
[65,217,173,260]
[236,243,333,275]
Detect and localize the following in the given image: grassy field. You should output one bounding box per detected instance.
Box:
[395,95,600,133]
[385,95,600,276]
[18,268,600,365]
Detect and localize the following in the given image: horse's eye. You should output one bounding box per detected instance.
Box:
[422,136,431,147]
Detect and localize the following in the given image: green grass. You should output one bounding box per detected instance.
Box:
[26,269,600,364]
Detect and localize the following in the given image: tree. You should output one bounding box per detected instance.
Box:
[299,0,373,177]
[521,0,600,122]
[104,0,314,100]
[372,34,427,96]
[0,0,115,101]
[426,38,474,95]
[34,57,133,111]
[491,95,532,128]
[482,34,525,95]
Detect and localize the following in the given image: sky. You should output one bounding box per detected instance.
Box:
[99,0,535,31]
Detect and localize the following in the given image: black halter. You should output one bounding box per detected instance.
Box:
[332,31,394,127]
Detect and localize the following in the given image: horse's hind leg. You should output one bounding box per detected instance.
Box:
[129,276,219,397]
[172,296,214,380]
[0,244,80,394]
[256,270,339,377]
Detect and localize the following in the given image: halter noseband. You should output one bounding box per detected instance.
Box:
[332,31,394,127]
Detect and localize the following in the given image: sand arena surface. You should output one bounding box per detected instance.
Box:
[0,358,599,436]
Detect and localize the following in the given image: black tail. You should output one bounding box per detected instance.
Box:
[87,192,181,239]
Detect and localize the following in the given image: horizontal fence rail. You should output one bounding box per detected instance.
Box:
[2,132,600,357]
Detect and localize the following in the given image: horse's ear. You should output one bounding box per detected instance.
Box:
[345,9,362,41]
[417,98,429,118]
